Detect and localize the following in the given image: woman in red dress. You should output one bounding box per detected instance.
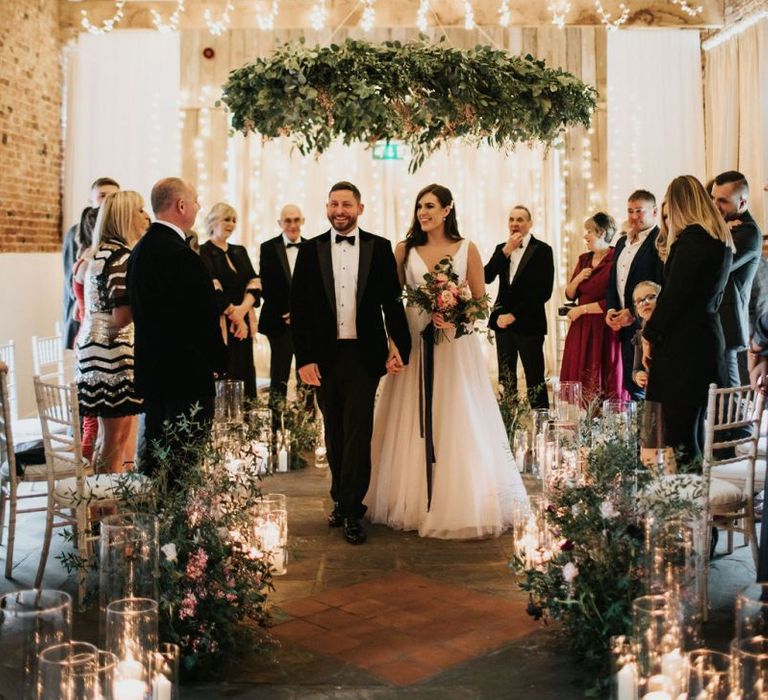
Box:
[559,212,627,403]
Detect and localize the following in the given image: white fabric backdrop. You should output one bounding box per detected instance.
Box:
[62,31,180,227]
[705,18,768,231]
[606,29,705,218]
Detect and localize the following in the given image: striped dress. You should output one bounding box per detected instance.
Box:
[76,242,143,417]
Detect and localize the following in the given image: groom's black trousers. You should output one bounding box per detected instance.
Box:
[317,340,379,520]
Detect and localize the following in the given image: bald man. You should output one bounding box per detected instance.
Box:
[258,204,311,418]
[128,177,226,478]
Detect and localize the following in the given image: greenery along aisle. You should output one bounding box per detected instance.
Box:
[220,38,598,171]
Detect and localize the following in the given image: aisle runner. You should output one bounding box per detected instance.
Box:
[273,571,538,686]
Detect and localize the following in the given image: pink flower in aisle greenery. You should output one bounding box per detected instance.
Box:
[186,548,209,582]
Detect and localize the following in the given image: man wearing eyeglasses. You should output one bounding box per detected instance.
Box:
[258,204,309,415]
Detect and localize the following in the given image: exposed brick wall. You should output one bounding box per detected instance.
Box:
[724,0,767,25]
[0,0,62,253]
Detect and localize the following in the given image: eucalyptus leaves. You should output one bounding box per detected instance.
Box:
[221,37,598,171]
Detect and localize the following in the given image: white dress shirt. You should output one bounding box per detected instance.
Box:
[157,218,187,242]
[331,227,359,339]
[508,233,531,281]
[282,233,300,275]
[615,226,653,305]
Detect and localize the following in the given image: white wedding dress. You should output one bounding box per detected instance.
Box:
[365,239,529,539]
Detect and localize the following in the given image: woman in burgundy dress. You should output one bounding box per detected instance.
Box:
[559,212,627,403]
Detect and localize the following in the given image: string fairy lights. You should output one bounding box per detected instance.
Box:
[309,0,328,31]
[594,1,630,30]
[670,0,704,17]
[464,1,476,30]
[359,0,376,32]
[498,0,511,28]
[548,1,572,29]
[256,0,281,31]
[80,0,126,34]
[151,0,186,33]
[416,0,430,33]
[204,1,235,36]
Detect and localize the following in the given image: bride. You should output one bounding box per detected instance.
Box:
[365,184,529,539]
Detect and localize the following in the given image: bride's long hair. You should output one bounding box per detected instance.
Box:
[404,184,462,257]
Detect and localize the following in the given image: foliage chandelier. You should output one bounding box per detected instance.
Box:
[220,37,598,172]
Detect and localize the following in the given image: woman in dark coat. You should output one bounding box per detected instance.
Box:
[641,175,734,467]
[199,203,260,398]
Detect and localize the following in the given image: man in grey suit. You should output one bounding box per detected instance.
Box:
[711,171,762,387]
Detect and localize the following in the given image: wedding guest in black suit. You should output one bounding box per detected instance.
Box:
[486,205,554,409]
[641,175,734,468]
[199,203,261,399]
[710,171,762,386]
[291,181,410,544]
[61,177,119,350]
[606,190,664,400]
[127,178,227,478]
[258,204,310,415]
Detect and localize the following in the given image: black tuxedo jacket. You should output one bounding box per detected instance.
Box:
[485,236,554,336]
[258,234,300,337]
[606,226,664,314]
[643,224,732,404]
[290,229,411,378]
[719,210,762,349]
[127,222,227,401]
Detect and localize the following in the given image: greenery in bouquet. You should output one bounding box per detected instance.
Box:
[405,255,491,343]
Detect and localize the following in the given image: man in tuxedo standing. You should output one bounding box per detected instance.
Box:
[606,190,663,400]
[710,171,762,387]
[258,204,310,421]
[128,178,226,478]
[486,205,554,409]
[291,182,410,545]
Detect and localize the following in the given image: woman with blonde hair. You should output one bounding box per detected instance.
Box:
[199,203,260,397]
[76,191,150,472]
[641,175,734,466]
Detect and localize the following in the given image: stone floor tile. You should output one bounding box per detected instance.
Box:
[272,618,327,641]
[277,598,331,618]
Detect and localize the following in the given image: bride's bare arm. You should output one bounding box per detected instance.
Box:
[394,240,407,288]
[466,242,486,299]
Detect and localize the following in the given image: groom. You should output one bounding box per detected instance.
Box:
[291,181,410,544]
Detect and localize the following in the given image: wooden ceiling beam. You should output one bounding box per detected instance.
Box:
[60,0,725,36]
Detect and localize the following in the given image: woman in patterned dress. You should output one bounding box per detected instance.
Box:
[76,191,150,472]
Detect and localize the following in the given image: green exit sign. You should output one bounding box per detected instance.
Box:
[372,141,403,160]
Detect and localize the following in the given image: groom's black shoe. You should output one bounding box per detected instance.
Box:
[328,503,344,528]
[343,518,367,545]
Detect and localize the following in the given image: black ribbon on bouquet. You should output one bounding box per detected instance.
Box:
[419,322,437,510]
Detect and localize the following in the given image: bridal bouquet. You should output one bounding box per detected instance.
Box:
[405,256,490,344]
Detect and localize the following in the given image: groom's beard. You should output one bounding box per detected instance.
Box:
[329,214,358,234]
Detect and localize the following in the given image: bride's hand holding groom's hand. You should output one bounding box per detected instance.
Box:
[299,363,322,386]
[386,342,405,375]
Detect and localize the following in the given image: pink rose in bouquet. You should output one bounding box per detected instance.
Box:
[405,255,490,343]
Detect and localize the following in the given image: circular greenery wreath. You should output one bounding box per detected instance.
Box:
[221,38,598,171]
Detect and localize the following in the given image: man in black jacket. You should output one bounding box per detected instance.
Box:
[711,171,762,387]
[258,204,309,419]
[127,177,227,477]
[291,182,410,544]
[486,205,554,409]
[605,190,663,400]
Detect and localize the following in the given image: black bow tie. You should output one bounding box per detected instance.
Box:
[285,242,300,249]
[335,234,355,245]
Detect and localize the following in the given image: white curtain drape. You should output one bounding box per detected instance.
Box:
[606,30,705,218]
[705,18,768,230]
[63,31,180,227]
